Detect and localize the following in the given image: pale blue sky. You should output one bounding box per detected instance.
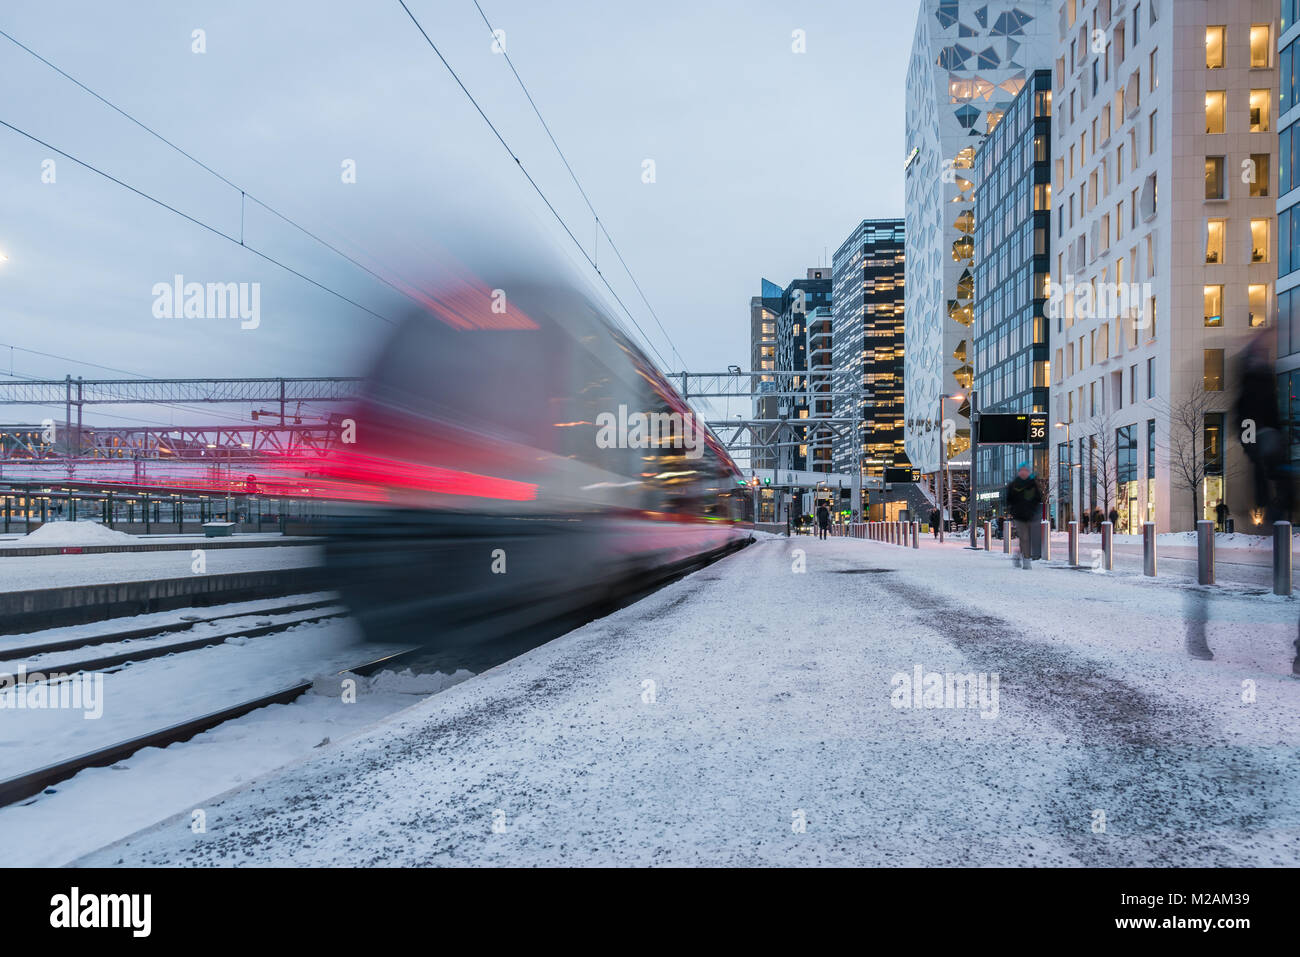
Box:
[0,0,919,426]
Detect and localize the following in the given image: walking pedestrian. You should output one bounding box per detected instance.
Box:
[1237,331,1295,524]
[1215,499,1229,532]
[929,507,940,539]
[1005,462,1043,570]
[816,503,830,541]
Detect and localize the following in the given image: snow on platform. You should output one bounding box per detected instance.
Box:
[0,545,322,592]
[73,536,1300,867]
[7,521,137,546]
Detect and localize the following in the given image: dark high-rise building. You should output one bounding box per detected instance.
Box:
[748,280,784,470]
[831,219,907,478]
[971,68,1052,519]
[773,269,833,472]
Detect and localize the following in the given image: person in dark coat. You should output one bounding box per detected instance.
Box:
[1237,332,1294,523]
[1215,500,1228,532]
[1005,462,1043,569]
[1108,507,1119,528]
[816,503,830,540]
[929,507,941,538]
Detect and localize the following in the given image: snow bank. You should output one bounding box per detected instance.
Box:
[311,667,474,697]
[17,520,137,546]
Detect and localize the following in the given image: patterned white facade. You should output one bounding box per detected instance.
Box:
[904,0,1055,471]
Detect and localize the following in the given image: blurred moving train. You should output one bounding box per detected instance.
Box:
[320,282,753,646]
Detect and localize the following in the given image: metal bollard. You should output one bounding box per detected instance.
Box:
[911,521,919,548]
[1039,520,1051,561]
[969,520,977,549]
[1068,521,1079,567]
[1003,523,1010,554]
[899,520,906,545]
[1143,522,1157,576]
[982,520,991,550]
[1275,521,1293,596]
[1196,520,1215,585]
[1100,521,1113,571]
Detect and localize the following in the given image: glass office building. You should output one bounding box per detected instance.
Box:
[972,68,1053,520]
[831,219,908,478]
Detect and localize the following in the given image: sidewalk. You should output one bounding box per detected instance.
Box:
[75,534,1300,866]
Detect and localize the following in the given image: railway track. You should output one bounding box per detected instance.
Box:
[0,646,418,807]
[1,600,349,679]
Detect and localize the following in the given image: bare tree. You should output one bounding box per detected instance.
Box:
[1084,409,1119,518]
[1155,386,1220,526]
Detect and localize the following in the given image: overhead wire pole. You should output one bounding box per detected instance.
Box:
[675,369,868,523]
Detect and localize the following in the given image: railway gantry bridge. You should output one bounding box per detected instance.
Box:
[0,376,361,482]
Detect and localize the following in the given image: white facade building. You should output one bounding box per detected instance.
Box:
[1050,0,1277,532]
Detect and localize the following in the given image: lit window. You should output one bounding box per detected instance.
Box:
[1204,349,1225,392]
[1249,89,1271,132]
[1249,154,1271,197]
[1205,91,1225,133]
[1250,219,1270,263]
[1206,27,1225,69]
[1248,285,1267,327]
[1206,219,1225,263]
[1203,286,1223,327]
[1205,157,1225,199]
[1250,25,1271,69]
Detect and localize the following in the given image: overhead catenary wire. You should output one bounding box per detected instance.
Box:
[394,0,674,371]
[0,28,426,323]
[2,22,676,372]
[0,117,399,330]
[467,0,686,371]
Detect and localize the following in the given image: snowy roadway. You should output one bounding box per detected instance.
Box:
[74,535,1300,866]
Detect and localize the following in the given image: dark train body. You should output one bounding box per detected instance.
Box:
[320,282,752,646]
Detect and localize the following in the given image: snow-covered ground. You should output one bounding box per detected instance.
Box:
[7,521,137,546]
[0,664,471,867]
[0,616,412,778]
[0,602,348,673]
[0,591,338,657]
[0,545,321,592]
[70,536,1300,867]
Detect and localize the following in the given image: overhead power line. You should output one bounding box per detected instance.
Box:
[395,0,674,371]
[468,0,685,370]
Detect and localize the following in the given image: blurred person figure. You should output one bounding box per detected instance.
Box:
[816,503,830,541]
[1215,499,1229,532]
[1237,331,1295,524]
[1005,462,1043,570]
[929,506,940,539]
